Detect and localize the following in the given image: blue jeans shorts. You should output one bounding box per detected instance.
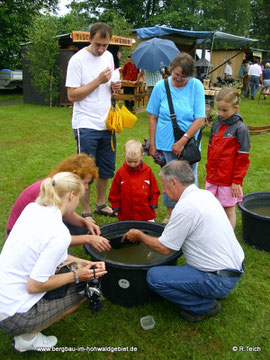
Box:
[74,128,116,179]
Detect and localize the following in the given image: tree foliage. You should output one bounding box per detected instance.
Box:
[72,0,269,55]
[56,4,90,34]
[0,0,58,69]
[24,15,60,107]
[1,0,269,75]
[251,0,270,51]
[71,0,252,35]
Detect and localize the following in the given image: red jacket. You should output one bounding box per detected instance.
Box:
[121,61,140,81]
[206,113,250,186]
[109,161,160,221]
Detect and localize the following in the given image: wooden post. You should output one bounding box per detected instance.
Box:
[114,80,148,114]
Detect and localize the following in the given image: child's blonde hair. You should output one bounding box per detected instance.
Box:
[36,172,84,208]
[216,87,239,106]
[124,139,143,158]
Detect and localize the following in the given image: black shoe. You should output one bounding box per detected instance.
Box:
[251,96,255,100]
[179,300,221,322]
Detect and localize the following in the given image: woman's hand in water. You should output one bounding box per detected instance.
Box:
[88,235,111,252]
[121,229,143,243]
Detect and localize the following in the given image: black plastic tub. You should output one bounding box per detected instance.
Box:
[238,192,270,252]
[84,221,182,307]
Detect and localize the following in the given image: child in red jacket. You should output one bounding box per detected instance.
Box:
[109,139,160,221]
[205,88,250,229]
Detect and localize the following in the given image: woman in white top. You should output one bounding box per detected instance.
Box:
[0,172,107,352]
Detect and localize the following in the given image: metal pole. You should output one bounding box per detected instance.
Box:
[188,31,216,55]
[208,36,215,80]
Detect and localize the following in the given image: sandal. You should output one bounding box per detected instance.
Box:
[81,213,96,224]
[82,213,93,218]
[94,203,117,217]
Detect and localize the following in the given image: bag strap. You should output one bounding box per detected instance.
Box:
[197,128,202,144]
[164,78,175,120]
[164,79,184,141]
[164,78,202,144]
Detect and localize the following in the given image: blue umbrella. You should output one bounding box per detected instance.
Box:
[131,37,180,71]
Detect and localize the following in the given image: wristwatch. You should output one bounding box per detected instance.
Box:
[183,133,190,140]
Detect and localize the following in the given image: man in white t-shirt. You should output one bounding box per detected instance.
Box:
[66,22,121,218]
[248,60,261,100]
[224,60,233,79]
[122,160,244,322]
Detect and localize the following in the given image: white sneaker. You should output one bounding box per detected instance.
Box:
[14,332,57,352]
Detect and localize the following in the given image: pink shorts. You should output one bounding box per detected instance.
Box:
[205,181,243,207]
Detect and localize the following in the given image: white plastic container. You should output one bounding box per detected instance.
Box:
[111,68,120,82]
[140,316,155,330]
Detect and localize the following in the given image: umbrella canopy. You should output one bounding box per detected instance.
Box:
[131,37,180,71]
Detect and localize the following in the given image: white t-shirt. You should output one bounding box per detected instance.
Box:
[159,185,244,272]
[0,203,71,317]
[248,63,261,77]
[224,63,232,76]
[66,47,114,130]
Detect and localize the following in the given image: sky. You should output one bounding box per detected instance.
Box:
[56,0,72,16]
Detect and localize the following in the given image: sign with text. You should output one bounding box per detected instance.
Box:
[110,35,132,46]
[72,31,132,46]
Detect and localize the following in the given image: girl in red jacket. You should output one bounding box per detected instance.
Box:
[109,140,160,221]
[205,88,250,229]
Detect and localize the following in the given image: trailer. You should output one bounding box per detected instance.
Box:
[0,69,23,90]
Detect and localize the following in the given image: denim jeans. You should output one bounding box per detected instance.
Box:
[74,128,116,178]
[250,75,260,97]
[147,264,243,314]
[162,151,198,207]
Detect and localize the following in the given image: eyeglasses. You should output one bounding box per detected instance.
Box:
[172,71,189,81]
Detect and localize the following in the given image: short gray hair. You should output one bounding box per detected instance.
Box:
[168,53,195,77]
[159,160,195,185]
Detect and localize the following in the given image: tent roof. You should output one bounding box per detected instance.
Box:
[136,26,258,47]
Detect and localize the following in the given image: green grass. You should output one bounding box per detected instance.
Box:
[0,93,270,359]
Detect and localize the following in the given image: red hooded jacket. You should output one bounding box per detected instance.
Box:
[109,161,160,221]
[206,113,250,186]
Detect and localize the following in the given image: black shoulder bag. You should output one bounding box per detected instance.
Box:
[164,78,202,165]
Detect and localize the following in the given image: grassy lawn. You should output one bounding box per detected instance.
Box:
[0,93,270,359]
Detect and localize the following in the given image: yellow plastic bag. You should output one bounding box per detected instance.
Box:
[106,104,123,133]
[120,105,138,129]
[106,104,123,151]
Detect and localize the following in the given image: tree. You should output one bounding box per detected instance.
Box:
[98,10,133,37]
[57,7,90,34]
[251,0,270,53]
[211,0,252,36]
[24,15,60,107]
[0,0,58,69]
[68,0,254,37]
[67,0,160,27]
